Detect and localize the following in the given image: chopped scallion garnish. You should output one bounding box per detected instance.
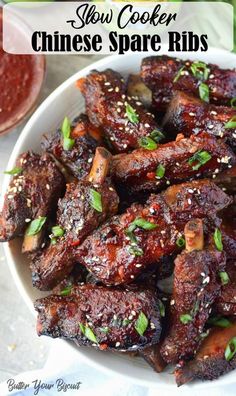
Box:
[26,217,47,236]
[61,116,75,151]
[180,314,192,324]
[139,137,157,150]
[4,167,22,176]
[225,337,236,361]
[199,82,209,103]
[156,164,165,179]
[173,66,185,83]
[89,189,103,212]
[219,271,229,286]
[188,150,212,171]
[214,228,223,252]
[225,116,236,129]
[135,312,148,336]
[125,104,139,124]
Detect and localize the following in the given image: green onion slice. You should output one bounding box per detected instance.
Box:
[199,82,209,103]
[26,217,47,236]
[180,314,192,324]
[214,228,223,252]
[139,137,157,150]
[125,104,139,124]
[135,312,148,336]
[188,150,212,171]
[89,189,103,212]
[4,167,22,176]
[225,337,236,361]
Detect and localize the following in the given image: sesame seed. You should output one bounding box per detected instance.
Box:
[25,218,31,223]
[144,123,150,128]
[115,342,120,347]
[128,315,133,320]
[131,310,136,316]
[209,74,215,79]
[115,87,120,92]
[130,275,134,279]
[188,198,192,205]
[46,184,50,190]
[170,299,175,305]
[104,82,110,86]
[203,276,210,284]
[210,110,217,116]
[135,264,142,267]
[108,88,113,92]
[117,101,123,106]
[208,124,214,129]
[189,112,196,116]
[117,107,121,113]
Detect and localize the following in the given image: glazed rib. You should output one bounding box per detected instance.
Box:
[162,92,236,150]
[42,114,103,179]
[77,180,231,286]
[160,219,226,364]
[112,132,235,193]
[141,55,236,111]
[35,284,161,352]
[77,69,159,153]
[31,148,119,290]
[175,322,236,385]
[0,151,65,243]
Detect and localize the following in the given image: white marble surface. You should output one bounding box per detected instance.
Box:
[0,54,103,382]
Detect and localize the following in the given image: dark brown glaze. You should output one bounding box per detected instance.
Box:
[162,92,236,150]
[112,132,235,193]
[215,260,236,316]
[31,180,119,290]
[160,248,226,364]
[0,151,65,242]
[214,165,236,196]
[35,284,161,352]
[140,344,167,373]
[76,180,231,285]
[141,56,236,111]
[77,69,158,153]
[42,114,103,179]
[175,323,236,385]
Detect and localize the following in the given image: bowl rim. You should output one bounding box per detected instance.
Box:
[2,49,236,389]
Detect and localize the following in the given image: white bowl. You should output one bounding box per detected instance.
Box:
[2,49,236,389]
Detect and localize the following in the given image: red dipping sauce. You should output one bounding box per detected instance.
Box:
[0,10,45,134]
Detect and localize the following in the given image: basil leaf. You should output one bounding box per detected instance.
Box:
[180,314,192,324]
[214,228,223,252]
[150,129,165,143]
[188,150,212,171]
[61,116,75,150]
[128,245,143,256]
[176,236,185,248]
[52,225,65,238]
[219,271,229,286]
[173,66,185,83]
[89,189,103,212]
[132,217,157,231]
[125,104,139,124]
[156,164,165,179]
[60,285,72,296]
[139,137,157,150]
[26,217,46,236]
[4,167,22,176]
[199,82,209,103]
[208,316,232,328]
[190,61,210,81]
[225,337,236,361]
[225,116,236,129]
[135,312,148,336]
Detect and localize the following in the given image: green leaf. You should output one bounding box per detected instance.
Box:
[176,236,185,248]
[79,323,98,344]
[89,189,103,212]
[158,300,165,318]
[225,337,236,361]
[219,271,229,286]
[125,104,139,124]
[173,66,185,83]
[128,245,144,257]
[63,137,75,151]
[60,285,72,296]
[150,129,165,143]
[26,217,46,236]
[214,228,223,252]
[139,137,157,151]
[156,164,165,179]
[190,61,210,81]
[180,314,192,324]
[230,97,236,109]
[4,167,22,176]
[131,217,157,231]
[225,116,236,129]
[208,316,232,328]
[52,225,65,238]
[188,150,212,171]
[199,82,209,103]
[135,312,148,336]
[61,116,71,138]
[61,116,75,150]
